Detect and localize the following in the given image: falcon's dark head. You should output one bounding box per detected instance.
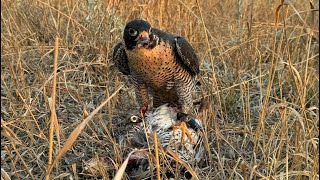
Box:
[123,19,155,50]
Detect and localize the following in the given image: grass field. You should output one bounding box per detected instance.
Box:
[1,0,319,179]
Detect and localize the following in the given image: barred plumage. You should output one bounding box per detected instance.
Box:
[125,104,204,179]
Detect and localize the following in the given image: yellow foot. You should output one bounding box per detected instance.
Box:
[173,121,194,144]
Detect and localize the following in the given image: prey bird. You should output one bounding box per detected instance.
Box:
[124,104,204,179]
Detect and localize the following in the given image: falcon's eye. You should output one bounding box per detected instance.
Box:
[128,28,137,36]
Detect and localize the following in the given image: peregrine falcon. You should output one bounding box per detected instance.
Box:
[113,19,200,116]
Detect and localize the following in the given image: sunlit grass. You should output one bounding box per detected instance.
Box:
[1,0,318,179]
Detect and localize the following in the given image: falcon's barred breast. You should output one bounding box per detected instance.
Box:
[113,19,200,113]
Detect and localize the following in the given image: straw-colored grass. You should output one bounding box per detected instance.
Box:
[1,0,319,179]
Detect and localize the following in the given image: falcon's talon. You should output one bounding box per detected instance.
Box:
[173,121,194,144]
[177,112,202,131]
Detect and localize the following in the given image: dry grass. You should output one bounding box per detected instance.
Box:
[1,0,319,179]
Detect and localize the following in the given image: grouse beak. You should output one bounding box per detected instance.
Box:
[136,31,150,48]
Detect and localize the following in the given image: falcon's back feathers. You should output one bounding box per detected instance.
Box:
[174,36,200,76]
[112,42,130,75]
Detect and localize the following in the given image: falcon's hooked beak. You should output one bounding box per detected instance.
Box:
[136,31,150,48]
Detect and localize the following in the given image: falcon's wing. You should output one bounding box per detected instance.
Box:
[174,37,200,76]
[112,42,130,75]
